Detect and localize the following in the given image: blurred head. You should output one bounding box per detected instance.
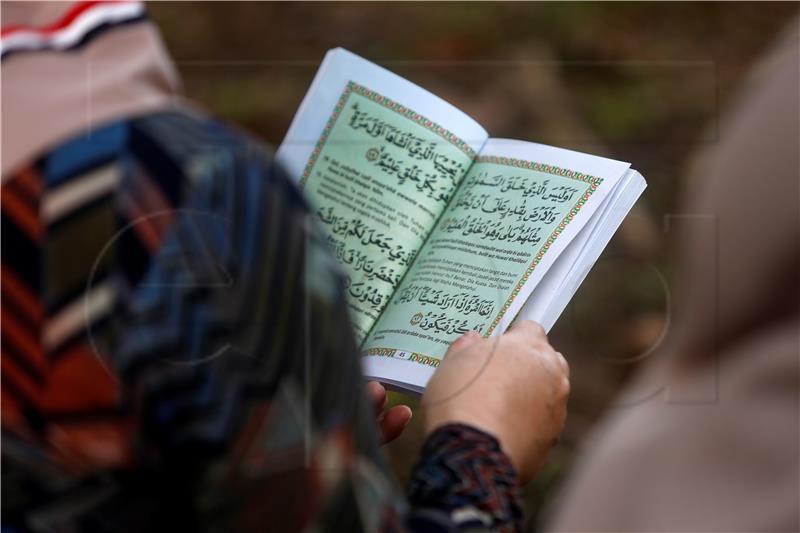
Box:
[1,1,180,178]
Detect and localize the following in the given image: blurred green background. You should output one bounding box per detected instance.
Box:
[149,2,797,529]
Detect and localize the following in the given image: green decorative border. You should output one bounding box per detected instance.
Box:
[478,155,603,335]
[299,80,476,189]
[307,87,605,369]
[361,346,440,368]
[362,155,604,369]
[475,155,603,188]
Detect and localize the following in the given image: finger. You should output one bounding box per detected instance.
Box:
[542,349,570,385]
[544,350,569,383]
[445,330,482,356]
[367,381,387,415]
[554,389,569,432]
[508,320,547,342]
[555,351,570,378]
[379,405,413,444]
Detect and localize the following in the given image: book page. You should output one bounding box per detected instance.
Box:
[277,49,488,342]
[361,139,630,390]
[519,170,646,331]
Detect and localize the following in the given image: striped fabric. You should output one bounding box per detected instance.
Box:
[2,122,134,477]
[1,109,396,530]
[3,87,522,533]
[0,1,147,59]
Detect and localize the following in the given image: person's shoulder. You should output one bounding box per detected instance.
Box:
[129,107,307,209]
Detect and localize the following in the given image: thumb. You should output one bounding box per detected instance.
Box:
[446,331,482,355]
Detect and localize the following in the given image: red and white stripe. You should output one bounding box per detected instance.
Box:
[1,1,145,57]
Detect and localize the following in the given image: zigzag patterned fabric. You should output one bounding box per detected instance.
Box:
[1,109,522,532]
[408,424,524,532]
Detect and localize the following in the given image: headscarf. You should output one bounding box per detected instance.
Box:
[546,19,799,532]
[1,1,181,178]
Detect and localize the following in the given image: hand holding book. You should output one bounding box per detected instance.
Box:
[424,321,569,482]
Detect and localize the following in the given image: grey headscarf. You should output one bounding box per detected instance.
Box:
[546,19,799,533]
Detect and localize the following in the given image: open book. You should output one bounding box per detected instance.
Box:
[277,48,646,393]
